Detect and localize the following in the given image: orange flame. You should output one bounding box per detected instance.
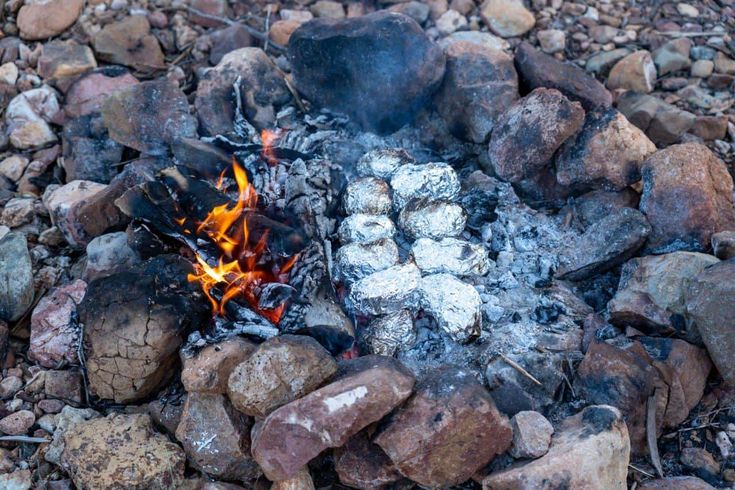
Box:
[187,158,297,323]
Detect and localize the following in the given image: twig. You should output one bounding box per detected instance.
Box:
[264,4,272,54]
[647,391,664,477]
[0,436,50,443]
[499,353,543,387]
[629,464,655,478]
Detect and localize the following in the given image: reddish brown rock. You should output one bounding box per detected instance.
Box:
[269,20,301,46]
[607,50,657,93]
[434,41,518,143]
[0,410,35,435]
[181,337,255,394]
[190,0,231,27]
[639,143,735,253]
[227,334,337,418]
[175,393,261,482]
[374,366,511,487]
[61,414,185,489]
[488,88,584,182]
[482,405,630,490]
[686,260,735,386]
[607,252,719,335]
[147,398,185,436]
[574,341,664,454]
[92,16,165,71]
[638,476,716,490]
[271,468,315,490]
[64,70,140,118]
[208,25,254,65]
[555,108,656,192]
[195,47,290,135]
[29,280,86,369]
[45,370,83,405]
[334,430,403,489]
[37,40,97,90]
[17,0,84,41]
[251,355,415,481]
[514,42,612,111]
[43,180,107,248]
[638,337,711,427]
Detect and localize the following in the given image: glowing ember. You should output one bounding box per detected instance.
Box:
[261,129,281,166]
[187,158,297,323]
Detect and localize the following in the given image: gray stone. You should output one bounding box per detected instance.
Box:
[0,232,33,322]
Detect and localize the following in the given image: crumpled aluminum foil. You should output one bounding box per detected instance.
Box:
[398,200,467,240]
[347,262,421,316]
[390,162,460,209]
[412,237,491,276]
[359,309,416,356]
[356,148,414,180]
[343,177,392,215]
[419,273,481,343]
[338,214,396,244]
[334,238,399,285]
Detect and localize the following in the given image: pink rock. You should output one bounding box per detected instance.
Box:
[64,72,140,119]
[17,0,84,41]
[43,180,107,248]
[30,279,86,368]
[0,410,35,435]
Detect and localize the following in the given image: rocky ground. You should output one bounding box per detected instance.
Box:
[0,0,734,488]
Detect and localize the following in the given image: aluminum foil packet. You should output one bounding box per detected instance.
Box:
[356,148,414,180]
[334,238,399,285]
[338,214,396,244]
[390,162,460,209]
[343,177,392,215]
[412,237,491,276]
[398,200,467,240]
[419,273,482,343]
[359,309,417,356]
[347,262,421,316]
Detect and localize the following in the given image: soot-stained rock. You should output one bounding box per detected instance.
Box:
[434,41,518,143]
[488,87,584,183]
[557,208,650,281]
[101,80,197,156]
[686,261,735,386]
[607,252,719,336]
[288,11,446,133]
[555,108,656,192]
[712,231,735,260]
[181,337,256,394]
[574,341,663,454]
[79,255,209,403]
[92,16,165,71]
[251,355,415,481]
[482,405,630,490]
[514,42,612,111]
[62,113,123,183]
[0,232,34,323]
[61,414,185,490]
[570,188,639,228]
[29,279,86,368]
[175,393,261,482]
[375,366,511,487]
[195,47,290,135]
[639,143,735,254]
[227,334,337,418]
[334,430,403,488]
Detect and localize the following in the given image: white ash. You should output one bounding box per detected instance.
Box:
[419,273,482,343]
[337,214,395,244]
[333,238,399,285]
[358,309,417,357]
[389,162,460,209]
[412,237,491,276]
[342,176,392,215]
[356,148,414,179]
[397,200,467,240]
[347,261,422,316]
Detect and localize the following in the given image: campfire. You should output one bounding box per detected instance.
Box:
[1,2,735,490]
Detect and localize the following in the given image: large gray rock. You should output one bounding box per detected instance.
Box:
[288,12,445,133]
[434,41,518,143]
[0,232,34,322]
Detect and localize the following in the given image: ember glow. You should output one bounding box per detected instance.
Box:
[187,158,297,323]
[260,129,281,166]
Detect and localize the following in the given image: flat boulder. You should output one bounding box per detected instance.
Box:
[608,252,719,336]
[482,405,630,490]
[514,42,612,111]
[555,108,656,192]
[639,143,735,254]
[61,414,185,489]
[375,366,512,487]
[251,355,415,481]
[686,261,735,385]
[434,41,518,143]
[288,11,445,133]
[488,87,584,182]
